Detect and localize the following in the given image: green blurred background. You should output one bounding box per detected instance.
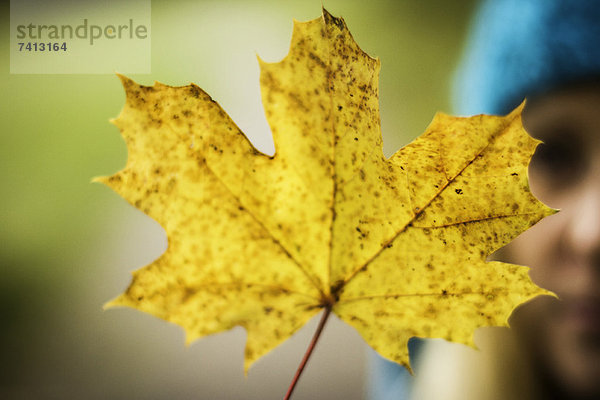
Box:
[1,0,477,398]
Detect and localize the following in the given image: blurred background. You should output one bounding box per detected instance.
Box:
[1,0,477,398]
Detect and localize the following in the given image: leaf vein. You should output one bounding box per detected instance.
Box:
[342,111,520,286]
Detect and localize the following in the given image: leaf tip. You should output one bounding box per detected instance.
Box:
[243,341,261,377]
[115,72,134,87]
[255,52,267,67]
[92,174,123,189]
[109,116,123,129]
[547,206,560,216]
[322,7,346,32]
[91,175,107,185]
[184,331,199,347]
[542,288,559,300]
[243,358,252,377]
[153,80,169,90]
[103,295,125,310]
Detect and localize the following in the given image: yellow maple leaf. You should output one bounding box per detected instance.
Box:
[97,9,555,374]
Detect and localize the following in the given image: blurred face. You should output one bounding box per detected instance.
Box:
[506,84,600,397]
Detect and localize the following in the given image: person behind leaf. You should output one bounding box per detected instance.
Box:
[373,1,600,399]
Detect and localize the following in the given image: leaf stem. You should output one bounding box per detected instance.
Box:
[283,305,332,400]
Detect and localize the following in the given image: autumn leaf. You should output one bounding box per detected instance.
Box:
[97,9,555,375]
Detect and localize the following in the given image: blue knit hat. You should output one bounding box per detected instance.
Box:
[453,0,600,116]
